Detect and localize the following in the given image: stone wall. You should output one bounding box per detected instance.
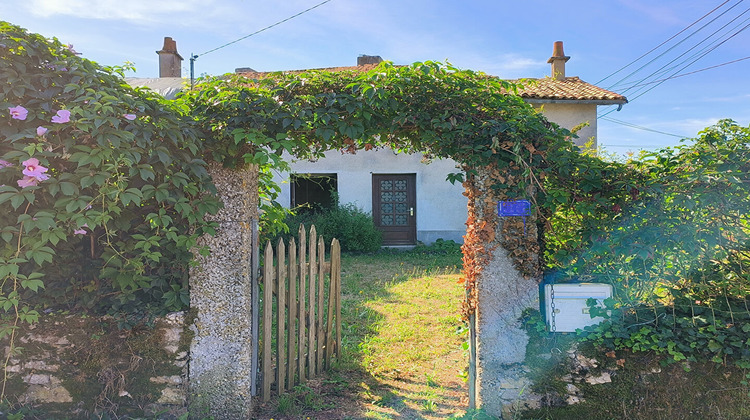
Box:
[2,312,188,418]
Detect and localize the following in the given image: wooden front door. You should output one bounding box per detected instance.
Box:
[372,174,417,245]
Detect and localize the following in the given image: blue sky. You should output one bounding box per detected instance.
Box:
[2,0,749,155]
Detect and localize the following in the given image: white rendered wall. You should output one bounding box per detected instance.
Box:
[274,148,468,244]
[532,103,598,148]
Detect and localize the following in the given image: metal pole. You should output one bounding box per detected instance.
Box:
[190,54,197,90]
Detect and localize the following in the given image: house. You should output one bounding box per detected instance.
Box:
[128,40,627,246]
[264,42,626,246]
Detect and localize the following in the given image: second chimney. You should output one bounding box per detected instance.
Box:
[357,55,383,66]
[157,37,183,78]
[547,41,570,80]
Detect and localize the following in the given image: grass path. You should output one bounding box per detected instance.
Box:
[252,248,469,419]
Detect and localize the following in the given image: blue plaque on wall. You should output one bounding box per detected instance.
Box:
[497,200,531,217]
[498,200,531,234]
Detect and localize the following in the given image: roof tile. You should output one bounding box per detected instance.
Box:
[516,76,627,103]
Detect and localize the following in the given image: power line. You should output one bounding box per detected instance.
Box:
[630,12,750,87]
[189,0,334,87]
[598,15,750,120]
[606,1,746,91]
[596,0,735,85]
[600,117,688,138]
[196,0,334,58]
[614,55,750,89]
[612,7,750,95]
[598,19,750,118]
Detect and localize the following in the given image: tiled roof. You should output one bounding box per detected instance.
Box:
[236,63,382,78]
[515,76,627,104]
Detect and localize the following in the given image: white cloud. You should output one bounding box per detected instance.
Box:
[23,0,211,23]
[616,0,684,26]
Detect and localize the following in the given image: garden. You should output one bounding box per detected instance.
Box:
[1,21,749,419]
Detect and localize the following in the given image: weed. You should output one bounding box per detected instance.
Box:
[276,393,298,415]
[425,372,440,388]
[421,398,437,413]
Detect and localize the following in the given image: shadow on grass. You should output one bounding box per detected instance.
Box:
[252,247,465,419]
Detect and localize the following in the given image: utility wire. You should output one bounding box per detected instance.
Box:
[614,55,750,89]
[195,0,334,58]
[627,21,750,102]
[632,12,750,86]
[601,117,687,138]
[605,0,745,90]
[189,0,334,88]
[611,7,750,94]
[596,0,735,85]
[599,19,750,119]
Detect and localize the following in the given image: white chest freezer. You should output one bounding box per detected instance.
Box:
[544,283,612,332]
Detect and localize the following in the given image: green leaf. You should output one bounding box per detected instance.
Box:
[20,278,45,292]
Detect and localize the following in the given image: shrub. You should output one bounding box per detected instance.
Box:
[0,22,220,320]
[270,203,382,253]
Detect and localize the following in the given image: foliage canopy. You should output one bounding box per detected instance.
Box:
[0,22,220,326]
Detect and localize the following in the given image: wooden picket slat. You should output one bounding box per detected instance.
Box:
[287,238,297,388]
[256,225,341,401]
[262,242,274,402]
[297,225,307,383]
[276,239,286,395]
[316,236,325,374]
[324,238,337,367]
[334,238,342,358]
[307,226,317,378]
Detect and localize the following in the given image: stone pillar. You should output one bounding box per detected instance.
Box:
[188,162,258,419]
[467,165,542,418]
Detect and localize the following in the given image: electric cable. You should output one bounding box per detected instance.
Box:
[600,117,687,138]
[612,8,750,95]
[613,55,750,89]
[596,0,736,85]
[195,0,334,58]
[599,20,750,119]
[188,0,334,87]
[605,0,745,91]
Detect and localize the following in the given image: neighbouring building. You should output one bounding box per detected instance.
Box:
[128,40,627,246]
[261,42,626,246]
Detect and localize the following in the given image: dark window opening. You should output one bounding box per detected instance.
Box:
[291,174,338,213]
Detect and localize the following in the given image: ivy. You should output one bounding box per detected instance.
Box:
[181,62,750,380]
[180,62,570,318]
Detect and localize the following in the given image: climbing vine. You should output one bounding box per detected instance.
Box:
[0,22,220,329]
[181,61,569,318]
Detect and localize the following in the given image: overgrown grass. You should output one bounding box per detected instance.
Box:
[340,246,469,419]
[253,242,750,420]
[252,243,469,419]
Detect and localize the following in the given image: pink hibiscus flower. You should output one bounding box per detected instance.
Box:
[17,176,39,188]
[22,158,50,181]
[36,126,48,136]
[8,105,28,121]
[51,109,71,124]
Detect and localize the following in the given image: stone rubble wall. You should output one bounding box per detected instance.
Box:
[2,312,188,418]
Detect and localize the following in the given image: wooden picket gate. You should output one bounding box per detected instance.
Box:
[256,225,342,401]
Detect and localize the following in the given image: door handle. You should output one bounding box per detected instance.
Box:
[410,207,414,216]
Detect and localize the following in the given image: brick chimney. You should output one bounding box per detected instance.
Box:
[156,37,183,78]
[547,41,570,80]
[357,55,383,66]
